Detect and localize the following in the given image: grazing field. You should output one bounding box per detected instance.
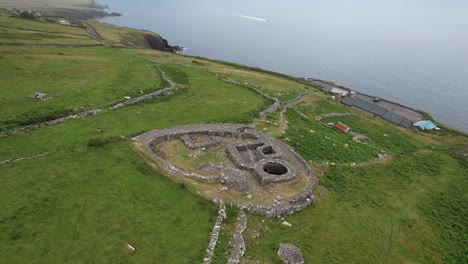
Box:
[0,13,466,263]
[0,0,96,10]
[0,142,216,263]
[242,151,467,263]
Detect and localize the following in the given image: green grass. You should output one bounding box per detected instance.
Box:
[0,14,89,36]
[159,64,190,86]
[244,151,467,263]
[0,46,161,130]
[280,110,382,163]
[211,207,239,263]
[0,13,467,264]
[0,56,266,160]
[0,46,267,262]
[0,0,96,10]
[0,27,98,44]
[0,142,216,263]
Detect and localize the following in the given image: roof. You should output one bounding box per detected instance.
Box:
[340,96,414,128]
[341,96,355,106]
[413,120,437,130]
[400,118,413,128]
[334,122,350,133]
[382,111,404,125]
[330,87,349,96]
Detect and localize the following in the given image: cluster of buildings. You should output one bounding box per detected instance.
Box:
[305,78,438,131]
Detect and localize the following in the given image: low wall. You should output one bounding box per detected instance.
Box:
[134,124,316,218]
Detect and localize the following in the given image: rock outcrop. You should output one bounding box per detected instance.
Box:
[278,243,305,264]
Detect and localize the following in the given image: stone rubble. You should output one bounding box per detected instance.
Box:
[227,212,248,264]
[278,243,305,264]
[203,202,226,264]
[220,167,249,193]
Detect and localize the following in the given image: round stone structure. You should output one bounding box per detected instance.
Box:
[253,159,296,185]
[133,124,316,217]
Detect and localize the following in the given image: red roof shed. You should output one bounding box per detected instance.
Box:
[334,122,351,133]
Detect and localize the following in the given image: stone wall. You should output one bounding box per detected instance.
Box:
[111,71,176,109]
[180,135,222,150]
[203,202,226,264]
[3,70,176,137]
[135,124,317,218]
[7,109,104,136]
[227,213,248,264]
[135,124,252,182]
[253,159,296,185]
[259,99,282,121]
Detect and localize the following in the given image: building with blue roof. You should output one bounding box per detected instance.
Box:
[413,120,437,130]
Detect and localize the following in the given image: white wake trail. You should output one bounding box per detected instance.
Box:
[225,12,269,22]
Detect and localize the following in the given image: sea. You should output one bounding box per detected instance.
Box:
[95,0,468,133]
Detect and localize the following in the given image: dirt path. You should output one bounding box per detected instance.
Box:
[83,23,102,40]
[275,92,309,134]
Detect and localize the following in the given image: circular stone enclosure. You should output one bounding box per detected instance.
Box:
[134,124,316,217]
[253,159,296,185]
[263,162,289,175]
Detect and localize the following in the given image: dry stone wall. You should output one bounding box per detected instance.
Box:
[135,124,316,218]
[203,202,226,264]
[227,213,248,264]
[3,70,176,137]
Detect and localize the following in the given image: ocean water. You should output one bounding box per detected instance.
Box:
[96,0,468,133]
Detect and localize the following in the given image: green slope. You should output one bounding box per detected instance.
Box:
[0,13,466,263]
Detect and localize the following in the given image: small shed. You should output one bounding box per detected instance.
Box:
[58,19,70,26]
[330,87,350,97]
[413,120,437,130]
[334,121,351,133]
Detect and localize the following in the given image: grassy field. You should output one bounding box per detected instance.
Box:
[1,142,216,263]
[0,46,163,130]
[0,13,466,263]
[0,0,96,10]
[242,151,467,263]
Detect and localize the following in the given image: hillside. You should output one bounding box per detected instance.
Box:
[0,12,467,264]
[0,0,120,19]
[0,11,181,54]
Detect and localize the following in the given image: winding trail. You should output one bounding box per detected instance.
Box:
[275,92,309,134]
[83,23,102,40]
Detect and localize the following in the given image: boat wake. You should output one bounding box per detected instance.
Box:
[224,12,269,22]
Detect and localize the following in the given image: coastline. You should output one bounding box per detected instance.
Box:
[93,1,468,134]
[183,55,468,133]
[15,0,463,133]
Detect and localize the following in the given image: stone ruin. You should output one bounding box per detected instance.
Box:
[134,124,316,217]
[278,243,305,264]
[226,138,296,185]
[31,92,51,100]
